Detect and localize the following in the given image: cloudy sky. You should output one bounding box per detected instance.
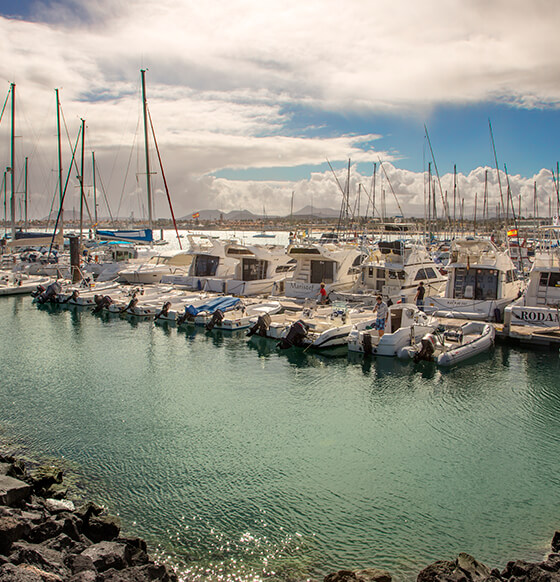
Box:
[1,0,560,222]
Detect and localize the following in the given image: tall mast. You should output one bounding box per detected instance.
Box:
[489,119,506,225]
[79,118,85,246]
[55,89,64,235]
[24,156,28,231]
[92,151,98,225]
[10,83,16,240]
[141,69,153,234]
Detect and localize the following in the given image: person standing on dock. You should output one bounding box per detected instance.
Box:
[414,281,426,311]
[317,282,328,305]
[372,295,388,338]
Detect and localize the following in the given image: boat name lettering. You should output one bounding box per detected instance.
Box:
[512,309,560,323]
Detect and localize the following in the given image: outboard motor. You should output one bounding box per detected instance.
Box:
[120,295,138,314]
[413,333,436,363]
[31,284,46,298]
[247,312,272,337]
[277,320,309,350]
[62,289,80,304]
[92,295,113,314]
[177,307,194,326]
[36,281,62,305]
[205,309,224,331]
[155,301,172,321]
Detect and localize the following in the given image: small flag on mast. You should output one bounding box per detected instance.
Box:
[507,228,518,237]
[192,212,200,219]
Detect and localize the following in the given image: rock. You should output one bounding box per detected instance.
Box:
[0,475,33,506]
[27,467,63,496]
[26,518,64,544]
[0,563,46,581]
[64,553,96,575]
[68,571,97,582]
[0,516,28,554]
[100,563,178,581]
[8,541,70,579]
[543,554,560,573]
[81,541,133,572]
[456,553,492,581]
[552,533,560,554]
[324,568,392,582]
[44,498,75,513]
[83,514,121,543]
[417,560,468,582]
[0,462,12,476]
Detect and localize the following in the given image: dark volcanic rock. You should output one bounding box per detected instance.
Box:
[81,540,133,572]
[83,514,121,543]
[324,568,392,582]
[0,475,32,506]
[0,515,29,553]
[552,533,560,554]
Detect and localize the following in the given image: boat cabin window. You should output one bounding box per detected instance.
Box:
[242,258,268,281]
[506,270,514,283]
[368,267,375,279]
[424,267,437,279]
[539,272,560,288]
[453,268,499,300]
[415,268,427,280]
[275,264,294,273]
[192,254,220,277]
[310,260,334,284]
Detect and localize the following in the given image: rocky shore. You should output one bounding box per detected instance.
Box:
[1,453,559,582]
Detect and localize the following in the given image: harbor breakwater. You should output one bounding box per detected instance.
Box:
[1,453,559,582]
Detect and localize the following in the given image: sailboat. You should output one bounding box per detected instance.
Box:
[253,204,275,238]
[2,83,63,250]
[94,70,155,245]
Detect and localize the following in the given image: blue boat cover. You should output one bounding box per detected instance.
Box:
[185,295,240,317]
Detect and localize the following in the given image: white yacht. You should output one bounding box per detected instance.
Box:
[283,242,364,299]
[159,236,238,292]
[331,240,446,304]
[118,250,193,284]
[219,241,295,296]
[424,238,523,321]
[504,227,560,328]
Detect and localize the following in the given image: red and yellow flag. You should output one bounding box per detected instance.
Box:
[192,212,200,219]
[507,228,518,237]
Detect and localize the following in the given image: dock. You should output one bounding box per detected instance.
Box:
[436,316,560,348]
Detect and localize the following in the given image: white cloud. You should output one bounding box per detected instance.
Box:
[1,1,560,219]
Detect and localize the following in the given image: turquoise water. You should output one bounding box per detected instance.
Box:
[1,295,559,581]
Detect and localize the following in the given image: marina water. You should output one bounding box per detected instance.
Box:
[1,294,559,581]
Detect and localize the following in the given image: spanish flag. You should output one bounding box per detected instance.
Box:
[192,212,200,219]
[507,228,518,237]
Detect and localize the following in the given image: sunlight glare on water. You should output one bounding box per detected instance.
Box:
[0,295,559,581]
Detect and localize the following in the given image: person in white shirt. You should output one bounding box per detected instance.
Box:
[372,295,388,338]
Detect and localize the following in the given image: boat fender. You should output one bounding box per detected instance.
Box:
[247,312,272,337]
[206,309,225,331]
[277,320,309,350]
[155,301,172,320]
[413,333,436,363]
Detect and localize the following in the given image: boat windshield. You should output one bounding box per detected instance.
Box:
[453,268,499,300]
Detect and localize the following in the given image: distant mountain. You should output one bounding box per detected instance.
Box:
[293,205,340,218]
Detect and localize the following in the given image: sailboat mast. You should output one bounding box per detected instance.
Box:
[92,151,98,226]
[141,69,153,234]
[24,156,28,231]
[10,83,16,240]
[79,118,85,246]
[55,89,64,235]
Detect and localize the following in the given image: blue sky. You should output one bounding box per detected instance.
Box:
[1,0,560,219]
